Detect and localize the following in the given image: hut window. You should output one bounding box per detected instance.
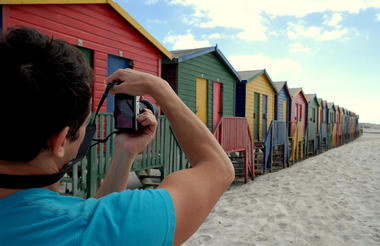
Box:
[312,108,316,123]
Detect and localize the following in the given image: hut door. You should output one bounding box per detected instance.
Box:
[107,55,131,112]
[213,82,222,129]
[283,99,287,122]
[253,92,260,140]
[196,78,208,125]
[262,95,267,140]
[0,5,3,30]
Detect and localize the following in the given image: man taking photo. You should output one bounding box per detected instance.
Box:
[0,27,234,246]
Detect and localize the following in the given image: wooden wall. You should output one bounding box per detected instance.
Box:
[3,4,162,112]
[245,74,275,140]
[306,98,319,153]
[275,86,290,123]
[176,52,236,131]
[290,92,307,137]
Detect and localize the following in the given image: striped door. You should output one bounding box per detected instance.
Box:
[213,82,222,129]
[253,92,260,140]
[196,78,208,125]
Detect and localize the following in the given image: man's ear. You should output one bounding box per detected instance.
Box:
[47,126,70,158]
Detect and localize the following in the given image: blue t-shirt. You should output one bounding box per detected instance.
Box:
[0,188,175,246]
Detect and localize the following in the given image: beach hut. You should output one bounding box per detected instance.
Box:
[289,88,307,162]
[327,103,336,148]
[273,81,291,128]
[162,47,255,182]
[162,46,240,131]
[350,112,356,140]
[344,109,351,143]
[319,99,328,151]
[1,0,175,196]
[304,94,320,157]
[336,106,343,146]
[355,114,360,138]
[236,69,276,141]
[1,0,172,111]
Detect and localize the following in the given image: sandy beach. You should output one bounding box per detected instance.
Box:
[183,128,380,246]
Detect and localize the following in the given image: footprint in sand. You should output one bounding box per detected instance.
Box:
[278,223,287,229]
[197,234,214,244]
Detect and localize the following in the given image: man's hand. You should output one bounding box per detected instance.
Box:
[107,68,160,96]
[114,108,157,157]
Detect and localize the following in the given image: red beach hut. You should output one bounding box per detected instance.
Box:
[289,88,307,161]
[1,0,173,196]
[1,0,172,112]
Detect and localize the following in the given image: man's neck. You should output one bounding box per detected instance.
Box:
[0,155,62,199]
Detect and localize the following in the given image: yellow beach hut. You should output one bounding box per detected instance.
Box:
[236,69,276,141]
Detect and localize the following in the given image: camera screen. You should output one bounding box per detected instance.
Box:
[115,95,135,129]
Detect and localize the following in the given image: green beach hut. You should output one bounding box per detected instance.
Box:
[162,46,240,131]
[304,94,320,157]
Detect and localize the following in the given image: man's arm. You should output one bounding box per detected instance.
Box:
[94,109,157,198]
[107,69,235,246]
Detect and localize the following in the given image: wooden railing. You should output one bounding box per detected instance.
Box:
[331,123,337,147]
[319,122,327,152]
[62,113,187,198]
[213,117,254,182]
[263,120,289,172]
[290,121,304,162]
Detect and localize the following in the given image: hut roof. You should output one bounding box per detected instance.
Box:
[2,0,173,59]
[327,102,335,109]
[238,70,264,81]
[305,94,315,102]
[169,46,240,80]
[289,87,308,103]
[305,94,319,106]
[289,87,302,97]
[273,81,291,98]
[317,98,323,105]
[272,81,286,93]
[237,69,276,92]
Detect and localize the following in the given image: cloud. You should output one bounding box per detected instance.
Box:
[208,33,221,39]
[316,29,348,41]
[289,43,310,53]
[377,13,380,21]
[228,54,301,77]
[324,13,343,27]
[269,31,279,37]
[168,0,380,42]
[163,32,211,50]
[287,22,347,41]
[287,23,322,40]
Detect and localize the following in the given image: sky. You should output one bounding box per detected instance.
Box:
[116,0,380,124]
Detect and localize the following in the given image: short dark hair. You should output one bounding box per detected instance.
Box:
[0,27,93,162]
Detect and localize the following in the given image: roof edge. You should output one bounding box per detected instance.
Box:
[0,0,173,59]
[173,46,241,80]
[244,69,277,93]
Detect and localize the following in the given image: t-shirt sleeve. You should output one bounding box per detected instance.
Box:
[80,189,175,246]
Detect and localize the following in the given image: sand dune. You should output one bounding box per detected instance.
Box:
[184,131,380,246]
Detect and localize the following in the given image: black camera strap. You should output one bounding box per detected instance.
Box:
[0,82,119,189]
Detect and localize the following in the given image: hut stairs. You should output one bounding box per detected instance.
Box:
[290,121,304,163]
[262,120,289,173]
[254,141,265,175]
[213,117,255,183]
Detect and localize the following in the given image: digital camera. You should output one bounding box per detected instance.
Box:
[114,93,158,132]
